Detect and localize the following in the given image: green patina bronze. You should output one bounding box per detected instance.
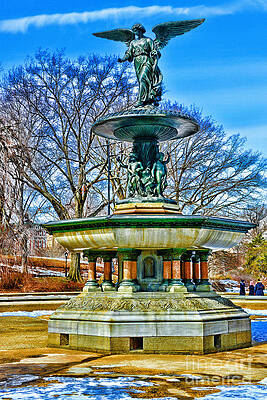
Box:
[117,139,170,199]
[92,107,199,203]
[93,19,205,107]
[43,214,255,235]
[93,19,204,202]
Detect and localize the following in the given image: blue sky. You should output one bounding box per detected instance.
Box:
[1,0,267,155]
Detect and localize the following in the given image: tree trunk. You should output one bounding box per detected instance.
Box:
[66,195,84,282]
[68,252,82,282]
[21,232,28,274]
[0,188,4,225]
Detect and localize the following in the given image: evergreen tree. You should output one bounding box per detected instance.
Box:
[245,234,267,276]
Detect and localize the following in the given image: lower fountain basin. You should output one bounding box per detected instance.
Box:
[44,214,255,252]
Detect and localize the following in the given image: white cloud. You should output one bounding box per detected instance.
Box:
[0,1,266,34]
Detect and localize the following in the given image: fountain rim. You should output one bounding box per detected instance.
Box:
[43,214,255,235]
[91,108,199,142]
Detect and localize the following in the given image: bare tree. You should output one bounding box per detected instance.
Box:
[0,50,136,280]
[0,118,43,272]
[209,204,267,279]
[243,204,267,236]
[162,102,266,216]
[0,101,61,273]
[91,101,266,218]
[89,138,131,214]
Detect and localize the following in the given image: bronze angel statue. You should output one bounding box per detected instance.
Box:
[93,19,205,107]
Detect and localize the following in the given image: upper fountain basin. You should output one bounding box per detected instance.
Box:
[43,214,255,252]
[92,108,199,142]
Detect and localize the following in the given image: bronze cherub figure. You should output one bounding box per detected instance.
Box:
[93,19,205,107]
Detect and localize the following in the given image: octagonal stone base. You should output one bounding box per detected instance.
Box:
[48,292,251,354]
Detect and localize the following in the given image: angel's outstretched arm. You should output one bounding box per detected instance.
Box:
[118,43,133,63]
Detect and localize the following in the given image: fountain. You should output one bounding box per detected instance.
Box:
[44,19,255,354]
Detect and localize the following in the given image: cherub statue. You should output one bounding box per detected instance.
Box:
[93,19,204,107]
[117,153,143,197]
[141,167,156,196]
[152,152,170,197]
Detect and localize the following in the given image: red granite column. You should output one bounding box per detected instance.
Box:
[122,260,132,280]
[131,260,138,281]
[183,252,195,291]
[181,258,185,279]
[104,260,112,281]
[118,249,140,292]
[172,259,181,279]
[88,261,96,281]
[163,260,172,280]
[193,255,201,285]
[158,250,173,291]
[83,251,101,292]
[101,253,117,291]
[168,249,187,292]
[201,259,209,279]
[196,250,212,292]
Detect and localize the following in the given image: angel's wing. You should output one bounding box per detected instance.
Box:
[152,19,205,50]
[93,29,135,47]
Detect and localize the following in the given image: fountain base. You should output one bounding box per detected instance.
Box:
[48,291,251,354]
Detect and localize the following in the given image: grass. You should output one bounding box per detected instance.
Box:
[0,316,48,350]
[0,265,84,292]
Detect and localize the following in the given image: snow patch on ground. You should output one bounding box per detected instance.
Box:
[0,310,54,318]
[243,309,267,316]
[0,376,163,400]
[197,384,267,399]
[2,263,66,277]
[1,376,266,400]
[218,280,239,292]
[0,374,39,389]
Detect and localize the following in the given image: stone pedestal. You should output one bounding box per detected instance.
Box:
[48,291,251,354]
[114,202,182,215]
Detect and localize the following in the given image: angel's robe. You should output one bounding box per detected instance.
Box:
[124,37,162,105]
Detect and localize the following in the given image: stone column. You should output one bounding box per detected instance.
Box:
[183,251,195,292]
[101,252,117,291]
[83,251,101,292]
[192,253,201,286]
[158,250,172,291]
[168,249,187,292]
[196,249,212,292]
[118,249,140,293]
